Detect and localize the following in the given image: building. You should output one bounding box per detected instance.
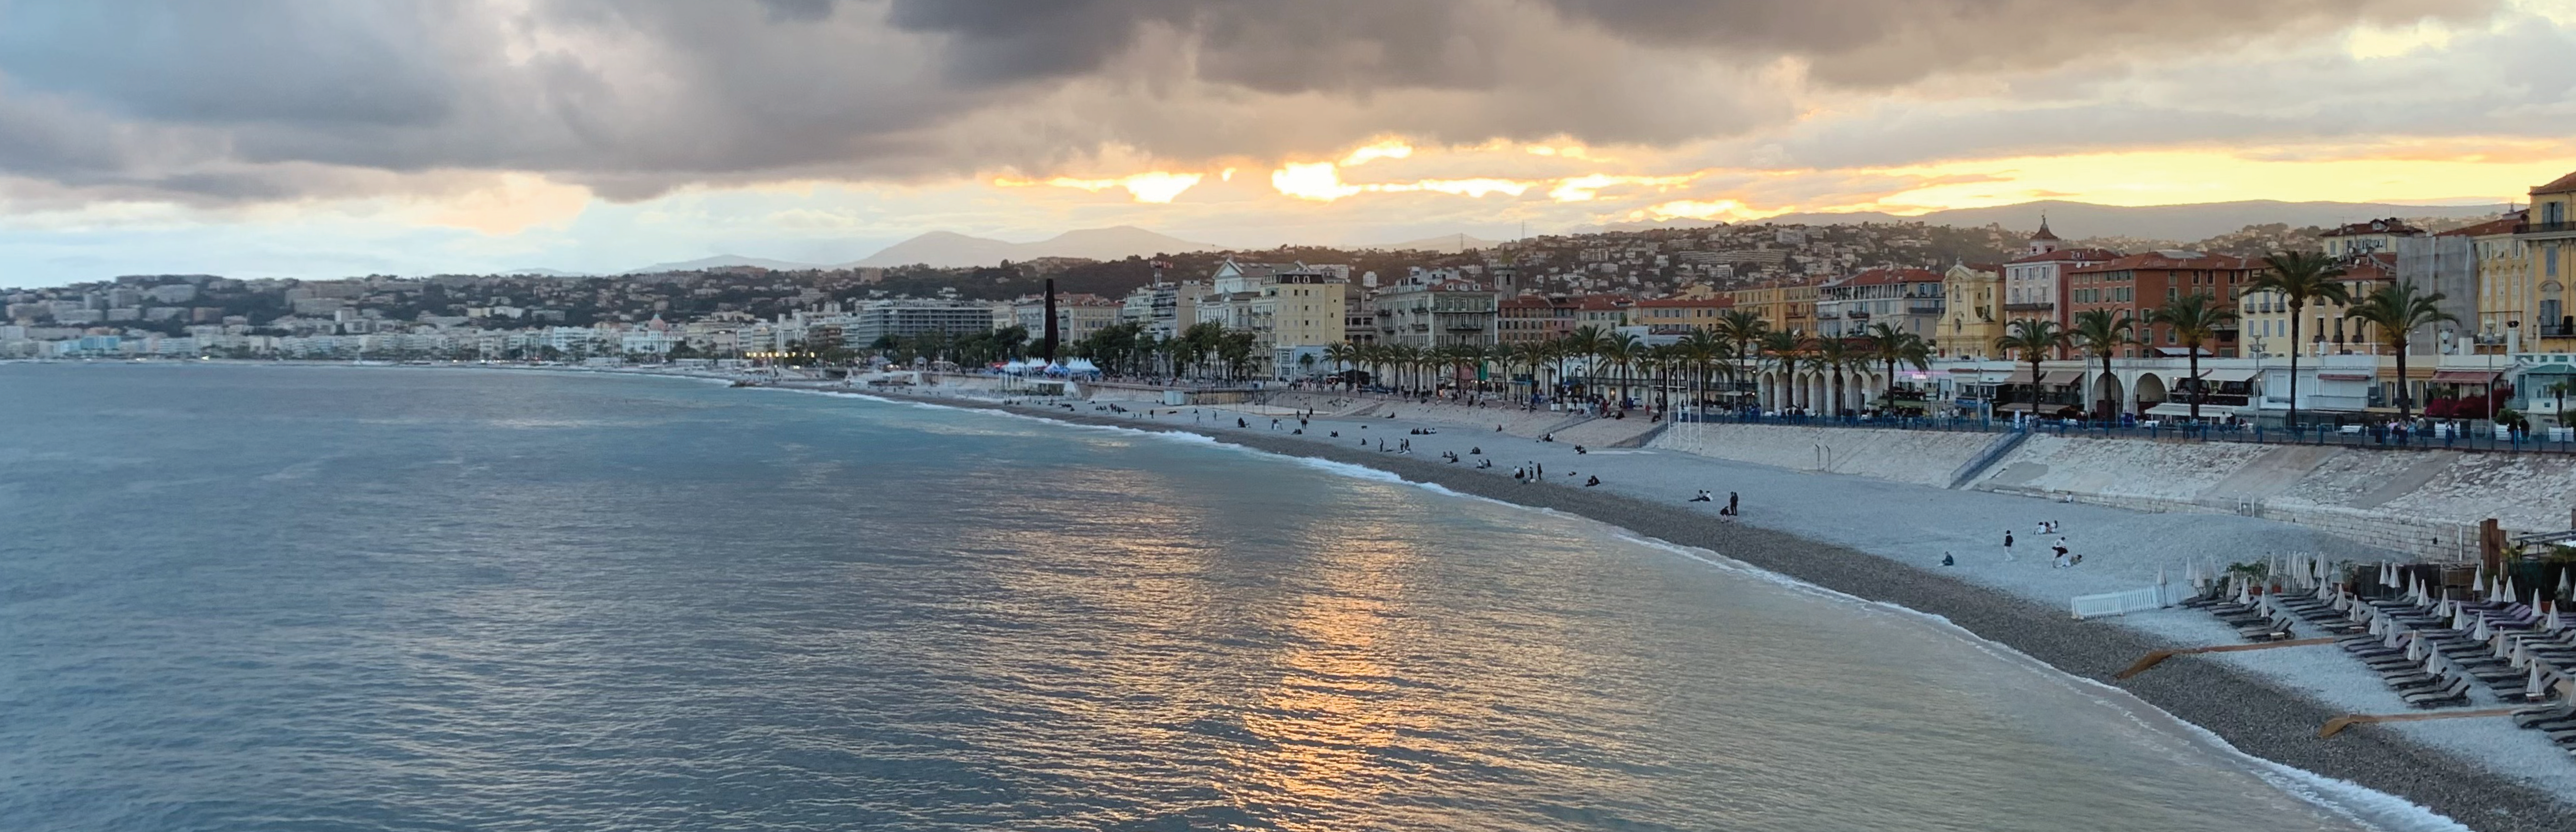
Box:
[2519,170,2576,349]
[2066,251,2257,357]
[1259,270,1348,379]
[1631,295,1735,337]
[1117,280,1202,341]
[2462,212,2534,353]
[1999,220,2118,337]
[1814,268,1943,339]
[2239,253,2392,359]
[1934,262,2002,359]
[844,299,1010,348]
[1730,281,1818,335]
[1373,273,1498,350]
[1014,293,1122,346]
[2318,217,2427,258]
[1497,295,1564,346]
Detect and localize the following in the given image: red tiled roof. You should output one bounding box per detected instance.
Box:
[2439,212,2528,237]
[2069,252,2255,273]
[2532,170,2576,195]
[1635,296,1734,308]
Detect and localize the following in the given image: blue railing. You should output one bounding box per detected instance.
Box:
[1671,408,2576,454]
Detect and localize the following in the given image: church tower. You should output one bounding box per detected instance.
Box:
[2024,214,2062,257]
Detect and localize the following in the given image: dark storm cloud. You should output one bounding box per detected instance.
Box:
[0,0,2509,204]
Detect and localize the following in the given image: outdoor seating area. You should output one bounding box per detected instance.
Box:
[2210,557,2576,752]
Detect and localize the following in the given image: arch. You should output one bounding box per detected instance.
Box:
[2092,371,2123,417]
[2132,372,2170,415]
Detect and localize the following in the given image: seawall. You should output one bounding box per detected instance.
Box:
[1647,422,2576,560]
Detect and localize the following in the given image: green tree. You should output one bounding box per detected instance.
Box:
[1862,322,1933,411]
[2245,251,2350,429]
[2341,281,2456,420]
[2068,309,2134,419]
[2148,293,2239,421]
[1993,319,2069,419]
[1760,329,1809,411]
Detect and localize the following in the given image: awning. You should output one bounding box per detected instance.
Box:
[2317,372,2373,382]
[2200,367,2259,384]
[2001,368,2038,385]
[2145,402,2233,418]
[2040,370,2084,385]
[2151,347,2215,357]
[2431,369,2501,384]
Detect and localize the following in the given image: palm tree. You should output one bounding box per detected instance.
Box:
[1862,323,1932,412]
[1760,329,1809,412]
[2068,309,2134,419]
[1675,328,1727,416]
[1599,332,1643,407]
[2342,281,2456,420]
[1812,336,1857,416]
[2246,251,2351,429]
[2149,293,2239,421]
[1994,319,2069,419]
[1711,310,1769,405]
[1322,342,1358,392]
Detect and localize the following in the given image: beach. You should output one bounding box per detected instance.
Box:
[861,379,2576,832]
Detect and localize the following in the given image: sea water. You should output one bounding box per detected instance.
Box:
[0,363,2464,831]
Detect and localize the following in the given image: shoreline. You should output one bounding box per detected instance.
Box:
[854,385,2573,832]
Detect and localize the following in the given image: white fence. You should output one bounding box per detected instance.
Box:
[2070,585,2185,619]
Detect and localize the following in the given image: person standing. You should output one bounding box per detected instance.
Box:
[2004,530,2014,549]
[1727,491,1739,514]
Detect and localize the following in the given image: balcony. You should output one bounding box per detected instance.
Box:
[1445,322,1486,332]
[2004,302,2055,312]
[2517,220,2576,237]
[1905,304,1942,315]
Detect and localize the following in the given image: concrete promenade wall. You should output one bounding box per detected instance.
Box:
[1969,434,2576,560]
[1648,422,2572,559]
[1649,423,1995,488]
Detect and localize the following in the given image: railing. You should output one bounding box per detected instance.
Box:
[1672,407,2576,456]
[2518,221,2575,235]
[2004,302,2055,312]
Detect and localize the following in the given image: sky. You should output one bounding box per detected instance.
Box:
[3,0,2576,288]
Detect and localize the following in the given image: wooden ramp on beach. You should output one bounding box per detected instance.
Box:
[2317,708,2523,739]
[2114,637,2339,679]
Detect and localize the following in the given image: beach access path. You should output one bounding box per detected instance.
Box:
[869,384,2576,832]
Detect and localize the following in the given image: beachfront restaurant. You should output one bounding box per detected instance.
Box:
[1993,366,2084,419]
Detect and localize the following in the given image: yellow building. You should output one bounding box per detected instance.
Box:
[1729,281,1818,336]
[2458,213,2532,353]
[1934,262,2001,359]
[2238,254,2394,358]
[2524,170,2576,350]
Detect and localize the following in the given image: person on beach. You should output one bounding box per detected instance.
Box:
[1237,417,1247,428]
[1513,466,1526,481]
[1727,492,1739,514]
[2052,537,2070,563]
[1329,431,1339,437]
[1690,490,1711,502]
[2003,530,2014,549]
[1541,433,1554,442]
[1584,475,1600,487]
[1469,447,1481,455]
[1574,445,1588,455]
[1942,552,1955,567]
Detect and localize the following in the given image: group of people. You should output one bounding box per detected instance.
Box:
[1687,490,1741,515]
[2001,521,2079,567]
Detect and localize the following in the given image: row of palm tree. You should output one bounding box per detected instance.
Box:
[1310,313,1940,417]
[1989,251,2456,423]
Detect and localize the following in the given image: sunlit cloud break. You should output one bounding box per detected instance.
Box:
[993,172,1206,203]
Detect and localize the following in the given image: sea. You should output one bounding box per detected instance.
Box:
[0,363,2468,832]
